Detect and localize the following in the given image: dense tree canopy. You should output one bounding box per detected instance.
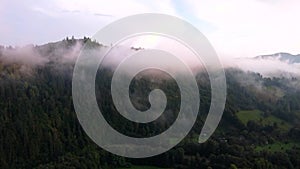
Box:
[0,40,299,169]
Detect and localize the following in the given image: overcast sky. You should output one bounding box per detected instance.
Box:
[1,0,300,59]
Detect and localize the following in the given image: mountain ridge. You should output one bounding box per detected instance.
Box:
[255,52,300,64]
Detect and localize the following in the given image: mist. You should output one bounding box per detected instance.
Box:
[234,57,300,78]
[0,44,48,65]
[1,37,300,82]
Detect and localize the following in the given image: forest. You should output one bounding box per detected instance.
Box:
[0,38,299,169]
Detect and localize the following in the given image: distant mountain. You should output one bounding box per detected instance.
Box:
[255,52,300,64]
[236,52,300,77]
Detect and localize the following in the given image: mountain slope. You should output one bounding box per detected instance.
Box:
[0,39,300,169]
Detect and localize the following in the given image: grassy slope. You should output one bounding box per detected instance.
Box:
[255,142,300,153]
[236,110,291,131]
[236,110,300,152]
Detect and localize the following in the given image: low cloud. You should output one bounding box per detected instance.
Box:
[234,57,300,77]
[61,41,83,63]
[0,45,48,65]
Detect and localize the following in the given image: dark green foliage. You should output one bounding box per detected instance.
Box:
[0,42,300,169]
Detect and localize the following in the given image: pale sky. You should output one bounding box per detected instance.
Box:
[1,0,300,59]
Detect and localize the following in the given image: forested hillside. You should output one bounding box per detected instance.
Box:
[0,39,299,169]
